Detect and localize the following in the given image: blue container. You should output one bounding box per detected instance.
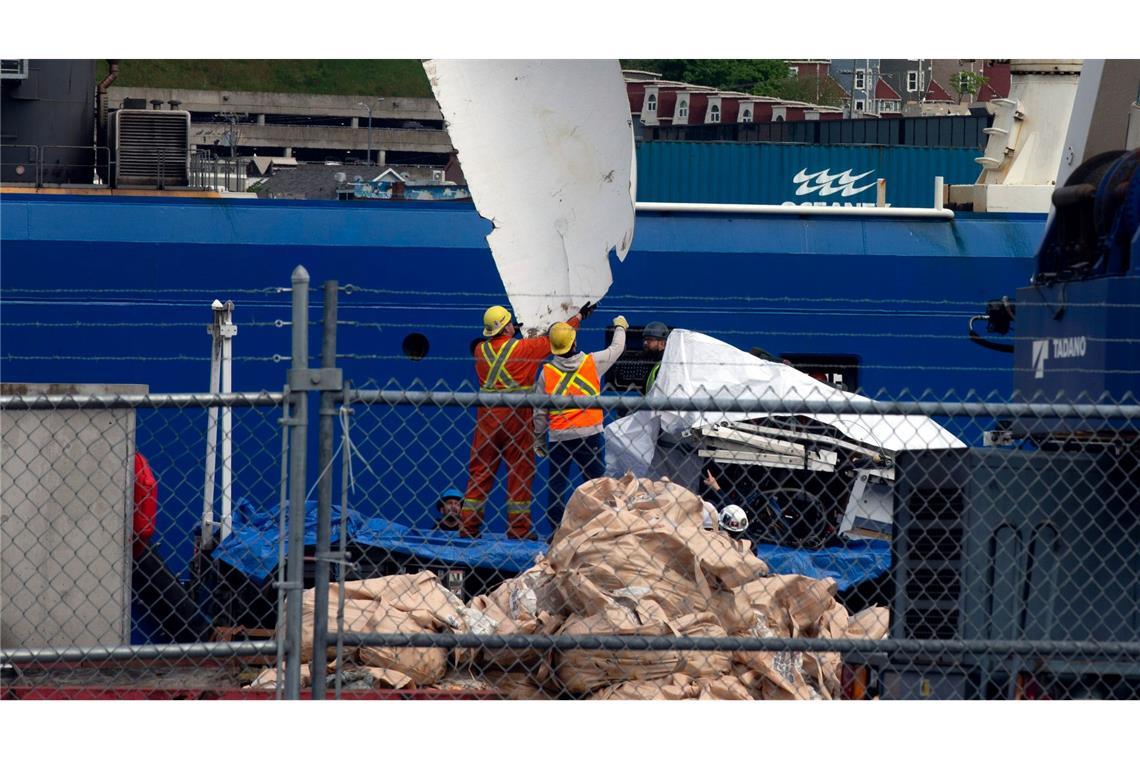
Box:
[635,141,982,208]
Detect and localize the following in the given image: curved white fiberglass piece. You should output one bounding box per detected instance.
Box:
[424,59,637,332]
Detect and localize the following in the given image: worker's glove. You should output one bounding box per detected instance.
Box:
[612,315,629,330]
[577,301,597,321]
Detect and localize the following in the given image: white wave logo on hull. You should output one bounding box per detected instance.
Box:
[793,168,878,197]
[783,168,880,207]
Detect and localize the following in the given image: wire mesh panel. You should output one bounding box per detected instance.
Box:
[0,391,288,699]
[278,380,1140,701]
[4,276,1138,701]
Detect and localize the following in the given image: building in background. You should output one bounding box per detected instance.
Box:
[830,59,882,116]
[874,77,903,116]
[106,85,453,167]
[931,59,1012,105]
[626,70,844,130]
[879,59,936,110]
[832,59,1012,118]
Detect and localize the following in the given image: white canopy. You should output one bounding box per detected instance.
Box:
[606,330,965,477]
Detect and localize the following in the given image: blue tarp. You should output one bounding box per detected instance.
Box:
[354,517,547,574]
[212,499,363,583]
[215,500,890,590]
[214,501,545,581]
[755,540,892,592]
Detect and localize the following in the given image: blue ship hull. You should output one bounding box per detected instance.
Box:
[0,194,1046,570]
[1,194,1043,394]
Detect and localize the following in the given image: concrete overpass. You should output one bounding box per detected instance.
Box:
[108,86,453,159]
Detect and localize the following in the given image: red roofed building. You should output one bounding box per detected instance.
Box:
[977,60,1011,102]
[786,59,831,81]
[624,69,879,127]
[874,77,903,116]
[924,79,955,104]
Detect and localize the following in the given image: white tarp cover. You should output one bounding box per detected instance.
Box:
[424,59,636,331]
[606,330,966,477]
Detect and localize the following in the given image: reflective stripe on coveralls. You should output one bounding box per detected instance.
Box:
[480,339,529,391]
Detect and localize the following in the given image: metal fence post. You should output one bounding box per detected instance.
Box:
[274,390,291,700]
[311,280,339,698]
[284,266,309,700]
[335,380,352,699]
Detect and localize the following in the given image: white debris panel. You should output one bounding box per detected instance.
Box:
[607,330,966,477]
[424,59,637,331]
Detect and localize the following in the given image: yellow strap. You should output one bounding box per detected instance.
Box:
[547,358,600,416]
[481,339,521,391]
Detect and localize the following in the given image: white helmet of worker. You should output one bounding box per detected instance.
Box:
[719,504,749,534]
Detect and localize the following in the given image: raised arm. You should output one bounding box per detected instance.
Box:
[592,315,628,376]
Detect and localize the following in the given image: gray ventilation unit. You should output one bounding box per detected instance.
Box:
[0,59,29,79]
[111,109,191,187]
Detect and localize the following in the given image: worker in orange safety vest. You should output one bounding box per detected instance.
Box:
[534,316,627,529]
[461,301,595,538]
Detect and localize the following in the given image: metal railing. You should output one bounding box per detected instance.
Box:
[1,142,242,191]
[190,151,247,193]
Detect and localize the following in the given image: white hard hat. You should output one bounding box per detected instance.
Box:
[719,504,749,534]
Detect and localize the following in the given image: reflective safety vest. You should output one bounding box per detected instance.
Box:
[542,355,603,430]
[645,362,662,393]
[479,339,530,391]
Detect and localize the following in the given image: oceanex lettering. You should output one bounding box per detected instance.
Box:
[781,201,888,208]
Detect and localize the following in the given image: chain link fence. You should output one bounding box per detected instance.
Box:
[3,271,1137,699]
[317,386,1138,701]
[1,391,288,699]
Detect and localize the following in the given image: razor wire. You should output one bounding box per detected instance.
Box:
[7,284,1139,390]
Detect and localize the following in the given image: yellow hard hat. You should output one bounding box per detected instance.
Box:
[549,322,576,355]
[483,305,512,337]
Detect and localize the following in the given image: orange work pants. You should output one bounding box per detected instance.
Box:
[461,406,536,538]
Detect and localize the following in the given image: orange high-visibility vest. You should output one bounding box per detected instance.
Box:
[543,355,603,430]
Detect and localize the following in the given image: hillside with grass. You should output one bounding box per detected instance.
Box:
[97,59,432,97]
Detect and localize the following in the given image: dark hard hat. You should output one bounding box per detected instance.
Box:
[643,321,670,340]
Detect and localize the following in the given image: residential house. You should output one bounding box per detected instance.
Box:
[924,79,956,104]
[879,59,936,107]
[629,76,718,128]
[930,59,1011,104]
[977,60,1011,103]
[813,106,845,121]
[625,70,841,127]
[901,79,965,116]
[786,59,831,80]
[874,78,903,116]
[830,59,881,115]
[834,58,1012,116]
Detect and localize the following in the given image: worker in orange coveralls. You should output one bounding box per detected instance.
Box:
[461,301,596,539]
